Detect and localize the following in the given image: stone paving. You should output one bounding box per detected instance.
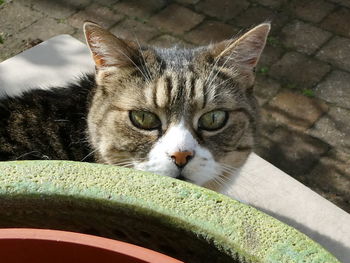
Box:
[0,0,349,212]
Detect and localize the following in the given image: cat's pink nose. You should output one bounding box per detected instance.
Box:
[170,151,194,168]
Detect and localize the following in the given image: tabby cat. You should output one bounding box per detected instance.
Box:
[0,22,270,188]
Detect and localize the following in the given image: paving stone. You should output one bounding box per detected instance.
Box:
[258,45,284,68]
[31,0,91,19]
[113,0,166,20]
[149,35,191,48]
[16,0,92,9]
[259,107,280,135]
[0,17,74,61]
[269,52,331,89]
[1,16,76,62]
[288,0,335,23]
[97,0,121,6]
[281,20,332,55]
[316,36,350,72]
[15,17,75,42]
[234,6,289,34]
[254,76,281,106]
[149,4,204,34]
[267,9,291,34]
[327,0,350,8]
[256,127,329,177]
[264,90,329,130]
[195,0,249,21]
[0,39,30,62]
[0,1,43,36]
[308,107,350,152]
[110,19,159,43]
[68,3,124,30]
[176,0,200,4]
[314,70,350,109]
[254,0,286,9]
[184,20,239,45]
[309,149,350,208]
[235,6,274,28]
[321,7,350,38]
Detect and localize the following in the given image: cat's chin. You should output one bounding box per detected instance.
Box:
[131,160,214,186]
[174,173,195,183]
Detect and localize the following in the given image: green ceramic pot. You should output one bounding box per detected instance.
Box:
[0,161,339,263]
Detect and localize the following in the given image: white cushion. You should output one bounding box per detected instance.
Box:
[0,35,94,97]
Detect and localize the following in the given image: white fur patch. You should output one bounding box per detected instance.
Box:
[134,120,220,185]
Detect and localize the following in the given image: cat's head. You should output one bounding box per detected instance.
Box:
[84,22,270,186]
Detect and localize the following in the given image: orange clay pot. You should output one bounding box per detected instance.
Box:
[0,228,183,263]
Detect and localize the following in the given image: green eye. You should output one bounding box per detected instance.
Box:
[198,110,228,131]
[130,111,161,130]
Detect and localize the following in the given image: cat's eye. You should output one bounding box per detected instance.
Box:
[198,110,228,131]
[129,111,161,130]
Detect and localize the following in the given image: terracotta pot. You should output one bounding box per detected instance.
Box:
[0,228,182,263]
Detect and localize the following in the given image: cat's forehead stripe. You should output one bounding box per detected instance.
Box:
[194,78,205,109]
[186,74,194,100]
[185,72,195,102]
[152,80,159,108]
[144,84,154,107]
[155,77,168,108]
[170,74,179,105]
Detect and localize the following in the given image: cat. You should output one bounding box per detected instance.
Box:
[0,21,270,189]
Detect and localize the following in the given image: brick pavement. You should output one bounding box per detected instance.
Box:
[0,0,349,213]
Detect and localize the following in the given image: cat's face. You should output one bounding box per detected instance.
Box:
[84,22,270,186]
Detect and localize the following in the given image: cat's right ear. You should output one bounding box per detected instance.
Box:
[206,23,270,73]
[84,21,140,69]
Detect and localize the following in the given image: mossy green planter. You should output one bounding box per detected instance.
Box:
[0,161,339,263]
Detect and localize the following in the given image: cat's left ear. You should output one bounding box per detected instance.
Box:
[208,23,270,72]
[83,21,141,69]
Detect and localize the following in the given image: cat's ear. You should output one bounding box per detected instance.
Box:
[209,23,270,72]
[84,21,140,68]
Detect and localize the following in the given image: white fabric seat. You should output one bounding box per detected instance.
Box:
[0,35,349,262]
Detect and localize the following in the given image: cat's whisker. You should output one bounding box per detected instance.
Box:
[205,39,233,85]
[208,77,235,93]
[114,157,148,167]
[204,72,237,99]
[218,162,240,169]
[218,165,240,174]
[219,169,238,176]
[115,157,149,169]
[206,42,240,90]
[72,137,90,144]
[215,162,260,201]
[80,149,97,161]
[133,34,153,83]
[16,151,42,160]
[212,179,226,189]
[120,163,135,168]
[115,163,135,169]
[115,158,134,165]
[219,165,239,172]
[205,51,222,85]
[115,49,151,84]
[114,161,133,166]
